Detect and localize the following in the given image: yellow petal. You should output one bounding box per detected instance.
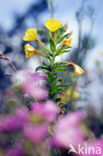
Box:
[73,92,80,99]
[66,88,80,99]
[23,28,38,41]
[45,18,62,32]
[66,88,72,96]
[74,64,85,76]
[67,62,85,76]
[24,44,37,58]
[63,38,72,47]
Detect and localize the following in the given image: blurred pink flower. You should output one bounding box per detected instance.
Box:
[23,124,47,143]
[51,111,84,148]
[24,86,48,99]
[31,100,59,122]
[32,72,46,82]
[22,71,48,99]
[22,70,46,80]
[0,108,28,131]
[57,111,85,127]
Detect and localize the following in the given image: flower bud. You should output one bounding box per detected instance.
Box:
[24,44,38,58]
[63,38,72,47]
[67,62,85,76]
[63,24,68,31]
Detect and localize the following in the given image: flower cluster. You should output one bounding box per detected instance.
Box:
[0,70,103,156]
[23,18,85,110]
[0,70,85,155]
[0,102,85,156]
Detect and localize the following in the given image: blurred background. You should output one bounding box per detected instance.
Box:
[0,0,103,112]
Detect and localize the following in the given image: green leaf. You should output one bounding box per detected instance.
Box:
[50,83,67,94]
[50,39,56,51]
[56,84,68,88]
[48,73,56,83]
[56,50,70,56]
[54,62,67,68]
[36,65,49,72]
[62,46,71,49]
[56,28,66,42]
[54,68,65,72]
[53,63,67,72]
[57,34,69,43]
[53,78,62,83]
[50,87,61,94]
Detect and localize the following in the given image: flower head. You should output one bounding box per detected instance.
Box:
[23,28,38,41]
[73,64,85,76]
[63,38,72,47]
[45,18,62,32]
[51,111,85,148]
[22,71,48,99]
[67,62,85,76]
[66,88,80,99]
[23,124,47,143]
[24,44,38,58]
[0,108,28,132]
[31,101,59,122]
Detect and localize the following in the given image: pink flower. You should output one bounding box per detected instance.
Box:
[22,71,48,99]
[56,111,85,128]
[15,108,29,122]
[0,108,28,131]
[31,100,59,122]
[24,85,48,99]
[51,111,84,148]
[23,124,47,143]
[22,71,46,83]
[32,72,46,82]
[0,116,16,131]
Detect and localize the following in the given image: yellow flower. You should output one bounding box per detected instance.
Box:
[45,18,62,32]
[63,38,72,47]
[23,28,38,41]
[66,88,80,99]
[67,62,85,76]
[61,88,80,102]
[24,44,38,58]
[73,92,80,99]
[74,64,85,76]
